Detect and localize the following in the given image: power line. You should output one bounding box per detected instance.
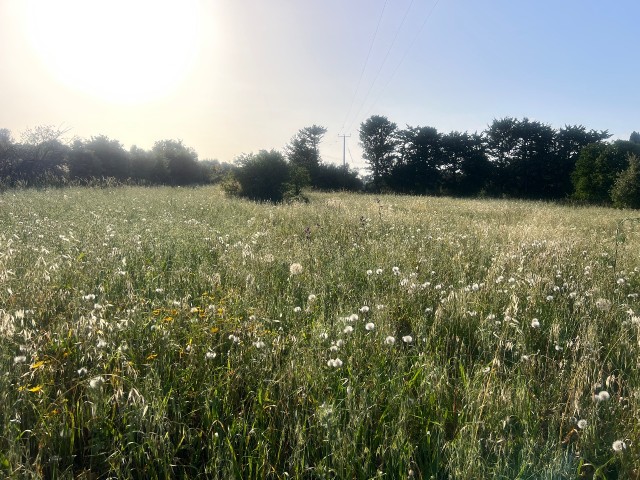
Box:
[344,0,416,133]
[362,0,441,121]
[340,0,389,133]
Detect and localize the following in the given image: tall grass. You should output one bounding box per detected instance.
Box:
[1,186,639,479]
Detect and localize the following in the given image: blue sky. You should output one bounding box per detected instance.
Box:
[0,1,638,171]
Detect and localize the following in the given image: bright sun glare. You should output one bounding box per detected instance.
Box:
[25,0,201,104]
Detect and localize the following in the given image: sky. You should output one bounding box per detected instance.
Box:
[1,0,639,173]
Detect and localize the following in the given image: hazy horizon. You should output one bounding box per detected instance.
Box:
[1,0,639,172]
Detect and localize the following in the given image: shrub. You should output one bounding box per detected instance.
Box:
[231,150,291,202]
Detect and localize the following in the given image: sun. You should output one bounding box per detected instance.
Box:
[24,0,201,104]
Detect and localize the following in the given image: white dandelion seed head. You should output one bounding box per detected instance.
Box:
[376,268,383,275]
[402,335,413,344]
[531,318,540,328]
[384,336,395,345]
[77,367,88,376]
[365,322,375,331]
[343,325,354,334]
[289,263,303,275]
[546,295,554,302]
[205,351,217,360]
[89,376,105,389]
[96,338,107,349]
[329,345,339,352]
[612,440,627,452]
[596,390,611,402]
[336,339,344,347]
[13,355,27,364]
[577,419,588,429]
[327,358,343,368]
[366,269,373,276]
[359,306,370,313]
[308,294,317,302]
[319,332,328,340]
[392,266,401,275]
[595,298,612,311]
[293,306,302,313]
[348,314,359,322]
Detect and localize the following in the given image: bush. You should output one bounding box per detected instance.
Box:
[611,154,640,208]
[231,150,291,202]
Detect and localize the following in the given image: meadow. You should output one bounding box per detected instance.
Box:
[1,186,639,479]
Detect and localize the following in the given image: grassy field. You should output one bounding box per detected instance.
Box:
[1,186,639,479]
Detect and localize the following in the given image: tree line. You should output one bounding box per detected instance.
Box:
[358,115,640,206]
[2,119,640,207]
[0,125,361,197]
[0,126,217,188]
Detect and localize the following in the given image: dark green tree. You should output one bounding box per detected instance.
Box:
[85,135,130,180]
[16,125,70,185]
[152,140,203,185]
[630,131,640,144]
[231,150,290,202]
[390,125,441,194]
[441,131,491,196]
[311,163,362,191]
[551,125,610,198]
[484,117,556,198]
[67,139,102,180]
[572,141,640,203]
[285,125,327,172]
[0,129,18,187]
[611,154,640,208]
[359,115,398,191]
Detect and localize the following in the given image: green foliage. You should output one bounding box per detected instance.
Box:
[311,163,362,191]
[152,139,204,185]
[611,154,640,208]
[359,115,398,191]
[573,141,640,204]
[231,149,291,202]
[285,125,326,172]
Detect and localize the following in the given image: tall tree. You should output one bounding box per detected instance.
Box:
[440,131,490,196]
[391,125,441,194]
[359,115,398,191]
[85,135,130,180]
[572,140,640,204]
[552,125,610,198]
[484,117,556,198]
[16,125,70,184]
[285,125,327,172]
[152,140,202,185]
[611,154,640,208]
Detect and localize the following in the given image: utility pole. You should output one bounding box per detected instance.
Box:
[339,134,351,168]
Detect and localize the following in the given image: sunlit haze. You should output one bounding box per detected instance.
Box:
[1,0,639,171]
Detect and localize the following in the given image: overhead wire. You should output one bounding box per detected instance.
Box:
[344,0,416,133]
[361,0,441,122]
[339,0,389,133]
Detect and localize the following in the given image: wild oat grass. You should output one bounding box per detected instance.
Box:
[1,186,639,479]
